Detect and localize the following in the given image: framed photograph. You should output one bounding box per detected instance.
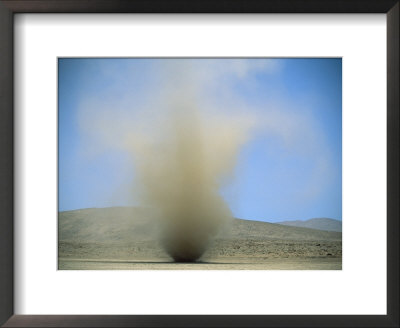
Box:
[57,57,343,271]
[0,1,398,327]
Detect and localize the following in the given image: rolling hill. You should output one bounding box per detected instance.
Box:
[58,207,342,243]
[276,218,342,232]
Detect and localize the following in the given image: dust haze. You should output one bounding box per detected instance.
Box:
[77,59,336,262]
[79,60,257,261]
[128,94,254,261]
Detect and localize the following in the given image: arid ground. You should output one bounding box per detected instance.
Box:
[58,207,342,270]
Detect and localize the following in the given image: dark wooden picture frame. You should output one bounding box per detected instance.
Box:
[0,1,398,327]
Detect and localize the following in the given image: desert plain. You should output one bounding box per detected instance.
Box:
[58,207,342,270]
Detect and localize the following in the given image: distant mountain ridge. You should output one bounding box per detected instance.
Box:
[59,207,342,243]
[276,218,342,232]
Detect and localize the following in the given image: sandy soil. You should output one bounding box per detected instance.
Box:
[58,238,342,270]
[59,257,341,270]
[58,208,342,270]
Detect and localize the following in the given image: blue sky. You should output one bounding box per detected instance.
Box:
[58,58,342,222]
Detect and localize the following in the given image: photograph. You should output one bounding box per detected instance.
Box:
[58,58,342,270]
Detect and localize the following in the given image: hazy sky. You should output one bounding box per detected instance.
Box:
[59,58,342,222]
